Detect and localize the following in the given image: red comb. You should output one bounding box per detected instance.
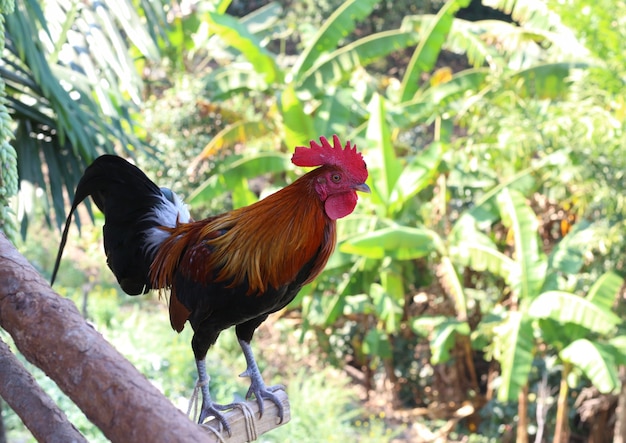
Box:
[291,135,367,182]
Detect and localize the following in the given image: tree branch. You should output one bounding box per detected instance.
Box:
[0,234,211,442]
[0,337,87,442]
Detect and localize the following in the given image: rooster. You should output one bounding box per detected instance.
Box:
[51,135,369,430]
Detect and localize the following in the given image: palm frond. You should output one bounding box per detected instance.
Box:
[3,0,168,233]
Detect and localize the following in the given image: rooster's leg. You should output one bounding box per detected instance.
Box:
[238,338,285,421]
[195,359,232,433]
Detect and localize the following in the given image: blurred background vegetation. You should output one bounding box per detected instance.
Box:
[1,0,625,441]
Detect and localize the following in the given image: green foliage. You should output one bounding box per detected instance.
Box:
[191,0,423,168]
[398,0,472,101]
[0,6,17,241]
[9,0,626,440]
[3,275,396,442]
[261,368,399,442]
[3,0,167,234]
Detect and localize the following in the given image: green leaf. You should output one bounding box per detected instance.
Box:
[230,176,257,208]
[380,270,405,333]
[238,1,282,34]
[362,328,392,359]
[439,256,468,321]
[608,336,626,366]
[278,84,315,149]
[445,18,500,68]
[298,29,419,93]
[188,152,291,206]
[496,188,546,300]
[191,120,272,167]
[204,64,270,99]
[388,141,443,214]
[505,62,590,99]
[398,0,472,102]
[430,318,470,364]
[206,12,281,84]
[493,311,534,402]
[587,271,624,312]
[528,291,620,335]
[560,339,620,394]
[313,89,357,137]
[451,229,516,282]
[291,0,381,79]
[546,220,593,275]
[411,315,447,335]
[536,318,589,352]
[340,226,439,260]
[391,69,489,127]
[365,93,402,206]
[106,0,160,61]
[370,281,403,334]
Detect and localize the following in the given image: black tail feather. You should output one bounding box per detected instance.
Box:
[51,155,171,295]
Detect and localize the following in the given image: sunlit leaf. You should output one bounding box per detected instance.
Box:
[188,152,291,206]
[560,339,619,393]
[506,62,590,99]
[388,141,443,214]
[278,84,315,149]
[206,11,281,84]
[430,318,470,364]
[398,0,472,102]
[528,290,620,335]
[586,271,624,312]
[493,311,534,402]
[365,93,401,207]
[192,120,272,166]
[546,219,594,275]
[362,328,392,359]
[298,29,419,93]
[291,0,381,79]
[497,188,547,299]
[340,225,440,260]
[451,228,516,282]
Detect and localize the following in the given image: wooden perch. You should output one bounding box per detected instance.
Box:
[0,234,288,442]
[0,234,208,441]
[0,234,289,442]
[200,389,290,443]
[0,337,87,442]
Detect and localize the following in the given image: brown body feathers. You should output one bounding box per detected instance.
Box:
[150,167,337,332]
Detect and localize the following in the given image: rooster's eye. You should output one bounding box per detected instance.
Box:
[331,173,342,183]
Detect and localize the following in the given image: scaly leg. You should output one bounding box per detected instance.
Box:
[238,338,285,421]
[194,359,233,434]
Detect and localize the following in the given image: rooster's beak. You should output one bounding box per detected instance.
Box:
[353,183,371,193]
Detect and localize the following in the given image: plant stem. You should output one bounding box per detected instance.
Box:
[554,363,571,443]
[516,383,529,443]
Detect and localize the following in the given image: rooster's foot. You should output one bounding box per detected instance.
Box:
[243,378,286,421]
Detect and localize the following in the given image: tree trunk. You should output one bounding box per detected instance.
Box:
[0,234,211,443]
[554,364,571,443]
[0,337,86,442]
[614,366,626,443]
[516,384,529,443]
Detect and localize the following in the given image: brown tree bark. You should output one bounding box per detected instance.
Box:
[516,384,529,443]
[0,234,211,443]
[554,364,571,443]
[0,337,87,442]
[614,366,626,443]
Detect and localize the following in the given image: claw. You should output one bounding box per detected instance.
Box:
[198,399,233,435]
[191,359,236,436]
[246,383,285,421]
[238,338,286,422]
